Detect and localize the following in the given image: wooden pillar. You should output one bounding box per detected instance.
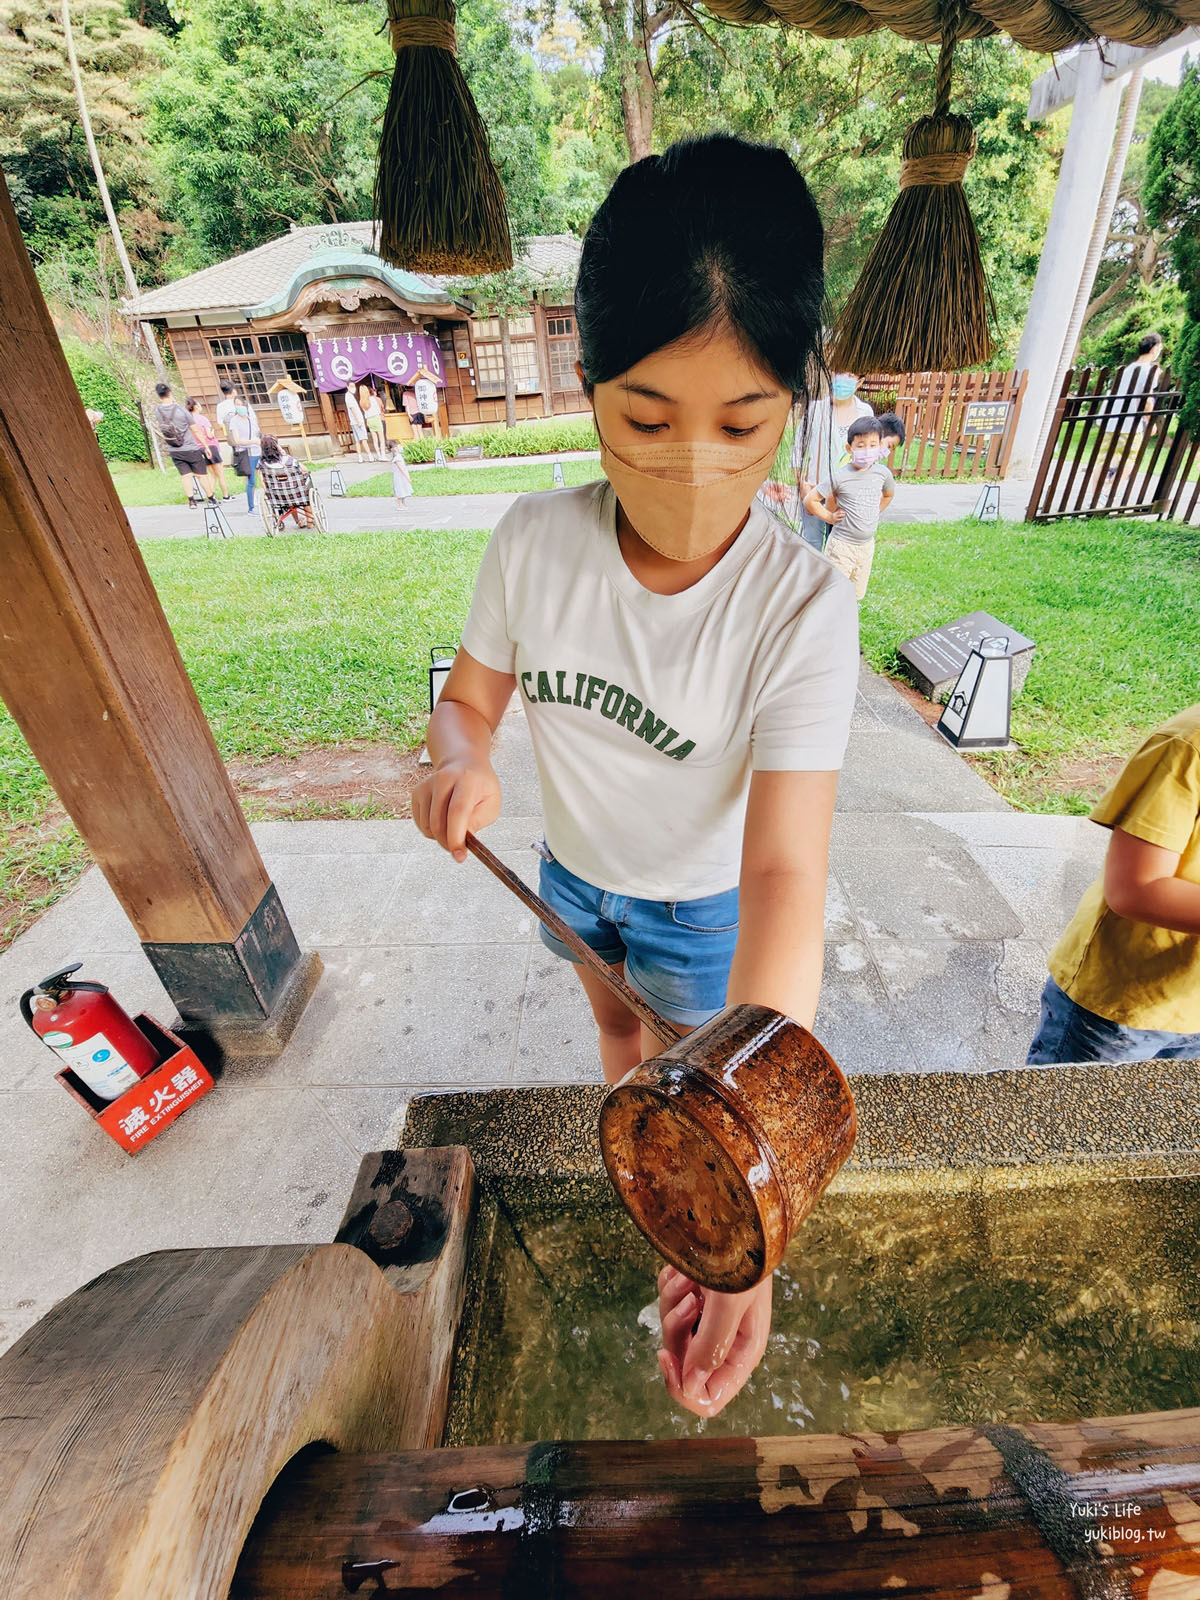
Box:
[0,170,318,1054]
[316,386,340,453]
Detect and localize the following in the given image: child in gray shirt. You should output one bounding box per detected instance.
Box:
[804,416,895,599]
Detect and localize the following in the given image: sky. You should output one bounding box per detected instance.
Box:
[1145,40,1194,83]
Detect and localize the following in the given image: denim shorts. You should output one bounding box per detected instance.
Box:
[536,846,739,1029]
[1027,975,1200,1065]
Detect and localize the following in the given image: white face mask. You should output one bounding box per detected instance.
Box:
[597,424,784,561]
[850,444,882,468]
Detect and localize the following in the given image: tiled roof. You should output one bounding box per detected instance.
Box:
[520,234,583,287]
[130,225,583,318]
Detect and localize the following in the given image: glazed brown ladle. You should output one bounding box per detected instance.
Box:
[465,833,856,1292]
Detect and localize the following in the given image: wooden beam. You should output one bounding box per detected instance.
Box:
[232,1414,1200,1596]
[0,168,271,946]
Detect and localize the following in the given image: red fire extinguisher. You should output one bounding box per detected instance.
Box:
[20,964,161,1101]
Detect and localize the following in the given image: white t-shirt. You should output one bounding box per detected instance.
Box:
[461,480,860,900]
[1103,360,1157,433]
[216,395,253,438]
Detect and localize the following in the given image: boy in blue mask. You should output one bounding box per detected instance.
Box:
[804,415,895,600]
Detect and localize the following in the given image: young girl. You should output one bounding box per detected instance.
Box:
[389,438,413,505]
[412,134,859,1419]
[186,397,232,501]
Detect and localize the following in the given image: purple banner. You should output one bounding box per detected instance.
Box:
[308,330,446,393]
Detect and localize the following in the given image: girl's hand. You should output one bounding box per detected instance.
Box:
[656,1265,773,1418]
[411,759,502,862]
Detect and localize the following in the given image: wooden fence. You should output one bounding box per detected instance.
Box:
[859,368,1028,481]
[1024,364,1200,523]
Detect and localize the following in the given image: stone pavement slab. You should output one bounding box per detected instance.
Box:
[0,671,1109,1354]
[124,470,1032,542]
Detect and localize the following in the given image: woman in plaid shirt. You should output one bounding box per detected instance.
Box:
[259,435,316,526]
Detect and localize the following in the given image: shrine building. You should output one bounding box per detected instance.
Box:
[127,222,586,453]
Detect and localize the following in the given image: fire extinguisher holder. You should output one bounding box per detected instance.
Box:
[54,1013,214,1155]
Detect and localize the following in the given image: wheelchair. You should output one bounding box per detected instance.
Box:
[259,482,329,537]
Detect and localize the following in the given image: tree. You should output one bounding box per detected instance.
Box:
[533,0,683,162]
[40,238,166,460]
[0,0,170,274]
[453,0,567,423]
[145,0,389,265]
[1145,58,1200,427]
[1077,79,1176,350]
[652,24,1061,358]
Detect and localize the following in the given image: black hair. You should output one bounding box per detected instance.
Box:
[185,396,199,411]
[154,381,170,398]
[259,434,282,462]
[1137,332,1163,356]
[574,133,824,403]
[876,411,905,445]
[220,380,235,394]
[846,416,883,444]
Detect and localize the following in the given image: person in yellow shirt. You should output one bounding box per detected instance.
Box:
[1028,704,1200,1063]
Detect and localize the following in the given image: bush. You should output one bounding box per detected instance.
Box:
[403,416,597,464]
[61,340,150,462]
[1078,279,1187,372]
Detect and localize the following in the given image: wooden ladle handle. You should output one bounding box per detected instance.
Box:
[463,832,680,1047]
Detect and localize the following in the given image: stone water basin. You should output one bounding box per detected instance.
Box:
[398,1061,1200,1447]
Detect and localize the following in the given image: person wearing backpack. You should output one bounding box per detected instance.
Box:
[153,381,216,506]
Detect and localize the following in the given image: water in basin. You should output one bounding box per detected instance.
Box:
[445,1170,1200,1444]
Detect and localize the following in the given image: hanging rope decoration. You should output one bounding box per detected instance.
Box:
[829,7,995,374]
[374,0,513,274]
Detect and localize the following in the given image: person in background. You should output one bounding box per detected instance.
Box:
[364,388,387,461]
[877,411,906,467]
[402,387,425,438]
[186,397,232,500]
[1027,705,1200,1064]
[226,396,263,514]
[761,372,873,551]
[389,438,413,505]
[344,386,370,462]
[1097,331,1164,494]
[85,407,105,430]
[804,414,895,600]
[259,434,316,527]
[215,379,240,441]
[152,380,217,506]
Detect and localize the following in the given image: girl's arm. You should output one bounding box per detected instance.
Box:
[413,649,517,861]
[727,768,839,1029]
[661,767,839,1418]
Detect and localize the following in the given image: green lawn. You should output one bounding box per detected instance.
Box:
[3,513,1198,944]
[106,456,605,507]
[862,516,1200,811]
[0,525,490,946]
[349,458,603,497]
[107,460,192,506]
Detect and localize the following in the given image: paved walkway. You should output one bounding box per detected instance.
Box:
[125,466,1034,542]
[0,664,1106,1355]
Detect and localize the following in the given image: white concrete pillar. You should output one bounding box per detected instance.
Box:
[1008,46,1125,477]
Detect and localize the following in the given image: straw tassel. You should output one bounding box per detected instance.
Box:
[829,15,995,373]
[374,0,513,273]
